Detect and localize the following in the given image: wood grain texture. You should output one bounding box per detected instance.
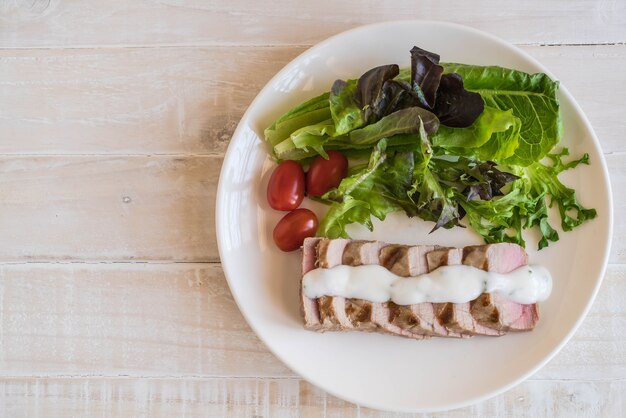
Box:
[1,45,624,155]
[0,263,291,377]
[0,156,219,261]
[1,378,624,417]
[0,263,623,380]
[1,1,624,414]
[1,0,626,48]
[0,153,622,263]
[0,46,304,155]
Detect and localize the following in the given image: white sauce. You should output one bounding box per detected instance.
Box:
[302,264,552,305]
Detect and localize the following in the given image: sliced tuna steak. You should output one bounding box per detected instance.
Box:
[321,239,424,339]
[427,248,505,337]
[316,239,351,331]
[341,241,383,332]
[301,237,322,330]
[462,244,539,332]
[300,238,540,339]
[382,245,466,338]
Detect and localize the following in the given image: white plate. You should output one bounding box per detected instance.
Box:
[216,21,612,412]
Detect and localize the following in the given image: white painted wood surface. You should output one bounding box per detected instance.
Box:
[0,1,624,416]
[2,378,624,417]
[1,0,625,47]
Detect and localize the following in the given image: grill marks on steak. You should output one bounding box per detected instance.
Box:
[341,241,380,331]
[428,248,505,337]
[341,241,382,332]
[300,238,539,339]
[316,238,351,330]
[382,245,465,338]
[462,244,539,332]
[330,240,424,339]
[301,237,322,330]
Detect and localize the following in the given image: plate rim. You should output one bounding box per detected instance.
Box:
[216,19,614,413]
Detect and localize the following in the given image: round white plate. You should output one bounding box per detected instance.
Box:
[216,21,612,413]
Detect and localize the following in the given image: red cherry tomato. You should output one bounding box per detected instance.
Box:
[267,160,305,211]
[306,151,349,197]
[273,209,319,252]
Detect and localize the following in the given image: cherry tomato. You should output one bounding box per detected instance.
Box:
[273,208,319,252]
[306,151,349,197]
[267,160,305,211]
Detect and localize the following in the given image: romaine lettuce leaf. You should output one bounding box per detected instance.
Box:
[442,63,561,166]
[273,119,337,160]
[432,106,518,148]
[264,92,331,147]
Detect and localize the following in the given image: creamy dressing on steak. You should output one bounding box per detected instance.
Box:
[303,264,552,305]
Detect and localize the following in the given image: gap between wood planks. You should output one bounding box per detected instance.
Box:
[0,375,623,382]
[0,41,626,51]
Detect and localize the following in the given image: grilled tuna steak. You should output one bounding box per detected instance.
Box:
[427,247,505,336]
[318,239,426,339]
[301,238,539,339]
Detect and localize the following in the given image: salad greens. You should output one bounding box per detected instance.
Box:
[435,64,561,166]
[263,46,596,249]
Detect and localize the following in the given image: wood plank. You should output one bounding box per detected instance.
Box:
[0,2,622,415]
[0,263,291,377]
[0,46,304,156]
[608,153,625,265]
[0,153,621,263]
[1,377,624,417]
[0,263,623,380]
[1,45,624,155]
[0,156,219,262]
[1,1,625,48]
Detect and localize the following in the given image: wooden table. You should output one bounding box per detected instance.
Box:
[1,1,624,416]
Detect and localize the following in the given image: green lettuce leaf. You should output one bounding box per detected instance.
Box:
[432,106,520,151]
[473,113,521,162]
[525,148,597,233]
[408,121,461,230]
[264,92,331,148]
[455,185,530,246]
[273,119,336,160]
[442,63,561,166]
[349,107,439,145]
[317,197,373,239]
[457,148,596,249]
[318,138,423,238]
[329,79,366,135]
[317,120,522,239]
